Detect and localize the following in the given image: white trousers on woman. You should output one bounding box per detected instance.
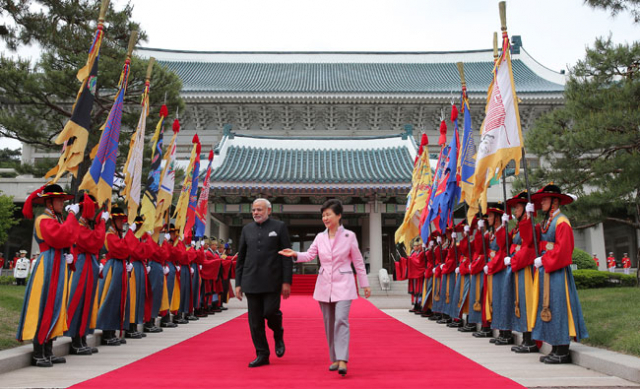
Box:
[319,300,352,362]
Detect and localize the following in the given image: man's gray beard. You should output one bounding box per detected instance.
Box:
[253,215,268,223]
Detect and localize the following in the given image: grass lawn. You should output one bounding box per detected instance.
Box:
[0,284,26,351]
[578,287,640,357]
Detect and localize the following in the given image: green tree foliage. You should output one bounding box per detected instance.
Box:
[0,0,184,187]
[573,248,598,270]
[517,36,640,229]
[585,0,640,22]
[0,191,19,245]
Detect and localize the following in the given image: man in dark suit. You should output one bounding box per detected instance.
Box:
[235,198,292,368]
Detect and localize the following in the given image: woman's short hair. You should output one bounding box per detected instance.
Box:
[321,199,343,217]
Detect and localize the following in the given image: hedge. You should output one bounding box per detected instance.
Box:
[0,276,15,285]
[572,248,597,270]
[573,269,638,289]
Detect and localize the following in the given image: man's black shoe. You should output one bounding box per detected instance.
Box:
[275,335,285,358]
[161,321,177,328]
[220,306,228,311]
[248,355,270,368]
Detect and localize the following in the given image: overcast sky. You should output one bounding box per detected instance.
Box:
[1,0,637,150]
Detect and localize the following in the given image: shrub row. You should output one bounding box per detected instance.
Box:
[573,269,638,289]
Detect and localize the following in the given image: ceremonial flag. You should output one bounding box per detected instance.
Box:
[195,150,214,239]
[45,1,108,183]
[183,143,201,242]
[123,59,154,226]
[154,118,179,231]
[78,33,136,207]
[458,94,477,205]
[466,28,524,222]
[436,105,462,231]
[173,134,201,238]
[419,119,448,240]
[395,133,432,253]
[139,104,168,235]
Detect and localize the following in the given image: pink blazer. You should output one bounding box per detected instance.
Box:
[295,226,369,302]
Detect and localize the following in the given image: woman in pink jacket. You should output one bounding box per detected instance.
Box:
[280,199,371,376]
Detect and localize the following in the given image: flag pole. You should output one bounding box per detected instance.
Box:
[498,1,538,257]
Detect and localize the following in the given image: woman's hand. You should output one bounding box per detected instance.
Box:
[363,287,371,299]
[278,249,297,257]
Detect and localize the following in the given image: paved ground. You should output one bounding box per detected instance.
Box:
[0,295,637,388]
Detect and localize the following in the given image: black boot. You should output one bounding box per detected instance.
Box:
[512,331,539,353]
[428,313,442,321]
[101,330,121,346]
[31,340,52,367]
[459,319,477,332]
[160,314,178,328]
[70,336,92,355]
[543,344,571,364]
[436,314,452,324]
[195,308,208,318]
[186,311,199,321]
[44,340,66,364]
[144,320,163,333]
[473,327,493,338]
[173,313,188,324]
[420,308,433,318]
[495,330,514,345]
[540,345,558,362]
[125,323,143,339]
[81,335,99,354]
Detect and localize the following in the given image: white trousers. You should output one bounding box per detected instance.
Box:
[319,300,352,362]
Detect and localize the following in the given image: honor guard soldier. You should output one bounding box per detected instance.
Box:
[622,253,631,275]
[17,184,79,367]
[531,184,588,364]
[607,252,616,273]
[407,237,426,314]
[127,216,154,338]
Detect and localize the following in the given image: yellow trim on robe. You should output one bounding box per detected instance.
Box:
[50,262,70,338]
[531,269,540,325]
[484,274,493,322]
[129,268,137,322]
[99,267,114,309]
[421,277,427,304]
[564,270,577,337]
[160,277,169,312]
[524,266,536,332]
[170,275,180,312]
[22,257,45,341]
[90,282,99,329]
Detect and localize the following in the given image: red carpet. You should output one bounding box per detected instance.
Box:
[73,297,523,388]
[290,274,317,294]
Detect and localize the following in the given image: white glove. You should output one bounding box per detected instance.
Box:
[504,256,511,266]
[99,263,104,272]
[190,267,194,275]
[464,225,470,233]
[129,223,137,232]
[534,257,543,268]
[199,265,202,271]
[176,265,181,272]
[437,236,442,244]
[196,241,201,249]
[451,232,457,239]
[468,264,472,271]
[65,203,80,215]
[164,233,170,241]
[455,267,460,274]
[433,267,437,273]
[101,211,110,221]
[526,202,535,213]
[162,266,169,275]
[64,253,74,264]
[440,263,444,269]
[126,263,133,272]
[483,265,489,274]
[147,230,153,236]
[422,243,427,249]
[428,241,434,249]
[478,220,485,229]
[179,234,184,241]
[502,213,510,225]
[191,240,196,247]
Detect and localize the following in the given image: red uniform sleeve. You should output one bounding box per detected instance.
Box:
[487,227,509,275]
[442,247,456,274]
[542,218,574,273]
[511,217,536,272]
[38,214,79,249]
[470,255,486,274]
[76,218,106,255]
[407,251,426,279]
[105,230,134,260]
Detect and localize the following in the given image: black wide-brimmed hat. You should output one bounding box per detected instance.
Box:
[506,190,530,215]
[32,184,74,204]
[531,184,574,206]
[110,206,127,220]
[134,215,145,225]
[486,202,505,216]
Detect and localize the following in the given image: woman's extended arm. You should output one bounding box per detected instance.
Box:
[279,234,320,263]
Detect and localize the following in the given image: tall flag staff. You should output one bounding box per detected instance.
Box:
[155,111,180,235]
[457,62,475,262]
[419,115,448,241]
[173,134,201,239]
[79,31,138,208]
[46,0,110,183]
[139,100,168,236]
[183,138,201,243]
[195,150,214,240]
[123,57,155,227]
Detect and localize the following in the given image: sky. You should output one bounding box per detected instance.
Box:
[1,0,638,151]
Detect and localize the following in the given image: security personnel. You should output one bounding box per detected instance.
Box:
[17,184,79,367]
[14,250,31,286]
[531,184,588,364]
[622,253,631,275]
[607,252,616,273]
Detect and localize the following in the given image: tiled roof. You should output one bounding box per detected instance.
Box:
[209,132,416,189]
[158,60,563,94]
